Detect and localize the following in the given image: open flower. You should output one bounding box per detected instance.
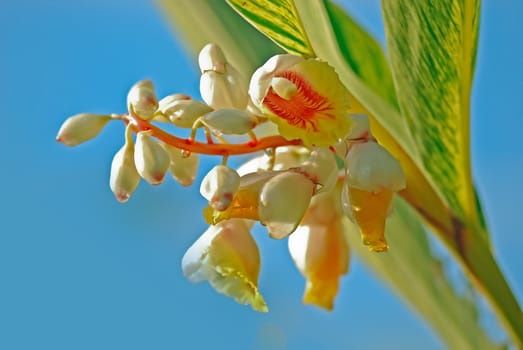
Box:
[181,219,267,312]
[249,54,351,146]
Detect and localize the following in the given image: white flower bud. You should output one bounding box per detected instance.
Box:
[198,43,227,74]
[259,171,315,239]
[345,141,406,192]
[56,113,111,146]
[200,109,258,135]
[134,131,170,185]
[109,137,140,203]
[158,93,191,107]
[200,165,241,211]
[200,67,249,110]
[127,80,159,120]
[162,143,199,187]
[299,147,338,193]
[198,44,248,110]
[158,95,213,128]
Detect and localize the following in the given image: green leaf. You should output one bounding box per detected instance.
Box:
[158,0,523,347]
[322,2,398,109]
[345,198,498,350]
[381,0,480,224]
[296,1,522,346]
[226,0,315,57]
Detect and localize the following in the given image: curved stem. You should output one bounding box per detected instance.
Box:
[125,113,303,156]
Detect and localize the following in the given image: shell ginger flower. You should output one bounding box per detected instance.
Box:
[249,54,352,146]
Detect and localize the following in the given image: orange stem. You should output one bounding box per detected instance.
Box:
[125,114,303,156]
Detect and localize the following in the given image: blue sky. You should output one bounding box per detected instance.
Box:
[1,0,522,349]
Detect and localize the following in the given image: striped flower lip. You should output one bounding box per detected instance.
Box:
[249,55,351,146]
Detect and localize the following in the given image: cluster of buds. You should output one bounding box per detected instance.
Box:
[57,43,406,311]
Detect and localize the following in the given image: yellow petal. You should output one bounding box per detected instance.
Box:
[303,220,349,310]
[348,187,394,252]
[182,220,268,312]
[303,276,340,311]
[203,172,276,224]
[288,190,350,310]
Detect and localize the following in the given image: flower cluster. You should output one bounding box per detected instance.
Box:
[57,44,405,311]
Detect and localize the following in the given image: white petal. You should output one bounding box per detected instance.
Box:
[287,225,312,274]
[345,141,406,192]
[181,225,220,283]
[259,172,315,239]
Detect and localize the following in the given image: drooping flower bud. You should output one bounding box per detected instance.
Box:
[249,54,351,146]
[199,44,249,110]
[342,141,406,252]
[182,219,268,312]
[200,165,240,211]
[56,113,112,146]
[127,80,159,120]
[259,171,315,239]
[109,128,140,203]
[199,109,258,136]
[158,94,213,128]
[162,143,199,187]
[288,189,350,310]
[345,141,406,193]
[134,131,169,185]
